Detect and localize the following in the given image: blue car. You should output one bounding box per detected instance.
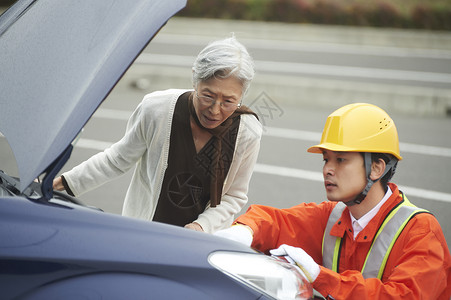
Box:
[0,1,313,299]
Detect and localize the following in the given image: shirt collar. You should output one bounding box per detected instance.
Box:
[350,187,393,238]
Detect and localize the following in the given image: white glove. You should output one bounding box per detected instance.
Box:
[214,225,253,247]
[270,244,320,283]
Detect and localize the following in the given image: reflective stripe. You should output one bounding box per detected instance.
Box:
[322,202,346,272]
[322,195,429,279]
[362,196,428,279]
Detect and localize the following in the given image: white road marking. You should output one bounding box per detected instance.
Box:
[74,138,112,151]
[254,163,451,203]
[92,109,451,158]
[152,33,451,59]
[80,109,451,203]
[135,53,451,84]
[263,126,451,158]
[93,108,131,121]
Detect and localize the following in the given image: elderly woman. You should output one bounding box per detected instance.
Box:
[53,36,262,233]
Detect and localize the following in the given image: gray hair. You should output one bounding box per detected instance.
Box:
[192,35,255,97]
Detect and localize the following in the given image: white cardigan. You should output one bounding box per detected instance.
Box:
[63,89,262,233]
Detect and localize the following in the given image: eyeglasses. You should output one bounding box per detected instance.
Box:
[195,91,241,112]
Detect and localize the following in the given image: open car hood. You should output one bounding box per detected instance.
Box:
[0,0,186,193]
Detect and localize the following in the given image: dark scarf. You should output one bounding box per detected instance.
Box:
[187,92,258,207]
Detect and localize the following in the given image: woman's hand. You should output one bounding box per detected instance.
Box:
[53,176,65,191]
[184,222,204,232]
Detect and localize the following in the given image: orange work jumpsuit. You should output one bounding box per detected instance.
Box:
[235,183,451,299]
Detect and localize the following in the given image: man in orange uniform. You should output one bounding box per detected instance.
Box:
[215,103,451,299]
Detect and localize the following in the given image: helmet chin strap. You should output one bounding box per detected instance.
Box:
[345,153,397,207]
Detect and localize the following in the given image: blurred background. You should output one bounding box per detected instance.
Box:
[177,0,451,31]
[1,0,451,30]
[1,1,451,245]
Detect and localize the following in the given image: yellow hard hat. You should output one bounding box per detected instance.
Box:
[308,103,402,160]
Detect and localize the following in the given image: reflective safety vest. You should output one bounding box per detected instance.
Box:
[322,193,429,279]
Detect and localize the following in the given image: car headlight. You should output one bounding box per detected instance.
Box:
[208,251,313,300]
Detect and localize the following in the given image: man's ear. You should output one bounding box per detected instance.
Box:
[370,158,386,181]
